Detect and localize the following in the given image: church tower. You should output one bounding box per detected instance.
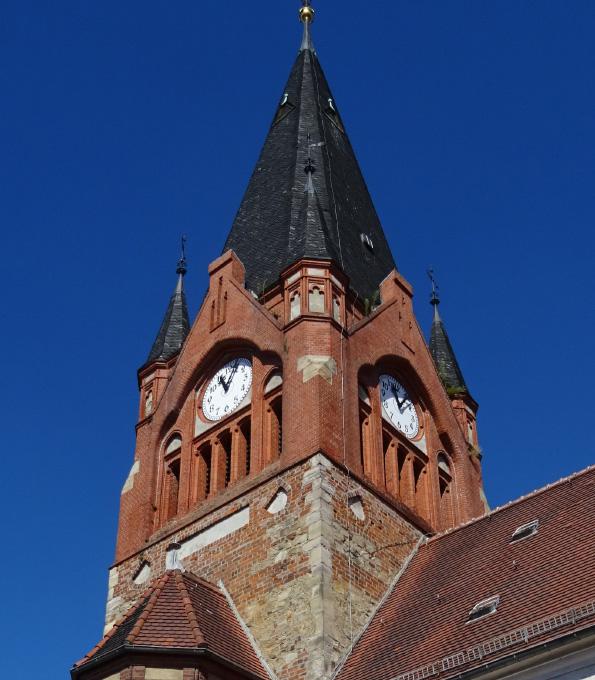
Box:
[73,6,487,680]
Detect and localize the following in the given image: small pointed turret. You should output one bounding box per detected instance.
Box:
[144,238,191,366]
[427,268,467,393]
[222,2,396,302]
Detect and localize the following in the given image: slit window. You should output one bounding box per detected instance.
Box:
[468,595,500,622]
[511,519,539,543]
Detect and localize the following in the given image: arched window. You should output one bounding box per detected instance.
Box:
[166,435,182,455]
[265,396,282,463]
[309,286,324,313]
[240,417,251,477]
[384,430,399,498]
[193,442,212,502]
[165,458,181,521]
[437,452,454,529]
[162,435,183,522]
[359,385,372,476]
[437,453,450,474]
[219,431,232,488]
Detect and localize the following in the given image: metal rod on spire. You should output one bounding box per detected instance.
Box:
[177,235,187,276]
[299,0,315,52]
[427,266,440,306]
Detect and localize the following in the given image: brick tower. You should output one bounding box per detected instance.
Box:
[73,6,487,680]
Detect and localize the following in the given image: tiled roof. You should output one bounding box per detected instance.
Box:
[337,465,595,680]
[76,570,269,679]
[143,273,190,368]
[222,35,396,303]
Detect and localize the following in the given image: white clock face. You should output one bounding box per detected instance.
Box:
[202,358,252,422]
[379,374,419,439]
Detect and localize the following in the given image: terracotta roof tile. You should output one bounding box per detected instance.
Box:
[76,570,268,679]
[337,466,595,680]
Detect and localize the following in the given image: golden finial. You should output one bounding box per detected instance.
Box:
[299,1,314,25]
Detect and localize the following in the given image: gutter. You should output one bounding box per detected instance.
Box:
[448,624,595,680]
[71,644,269,680]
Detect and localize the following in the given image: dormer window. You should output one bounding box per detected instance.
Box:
[468,595,500,622]
[360,233,374,250]
[511,519,539,543]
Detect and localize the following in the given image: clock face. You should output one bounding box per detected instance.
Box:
[202,358,252,422]
[379,374,419,439]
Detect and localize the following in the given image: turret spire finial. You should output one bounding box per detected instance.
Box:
[427,266,440,307]
[176,235,187,276]
[299,1,315,52]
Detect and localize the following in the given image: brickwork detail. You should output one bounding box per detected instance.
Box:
[108,454,421,680]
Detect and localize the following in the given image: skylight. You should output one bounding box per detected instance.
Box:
[511,519,539,543]
[468,596,500,622]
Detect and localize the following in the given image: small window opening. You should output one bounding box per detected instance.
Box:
[219,431,232,487]
[437,453,450,474]
[166,459,181,520]
[468,595,500,622]
[196,443,212,500]
[511,519,539,543]
[204,449,211,497]
[272,397,282,456]
[241,419,251,476]
[145,391,153,415]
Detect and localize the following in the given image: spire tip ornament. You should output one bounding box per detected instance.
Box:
[427,266,440,307]
[299,0,314,51]
[176,235,187,276]
[299,0,314,25]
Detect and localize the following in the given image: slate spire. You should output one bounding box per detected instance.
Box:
[222,3,396,302]
[427,269,467,393]
[144,240,191,366]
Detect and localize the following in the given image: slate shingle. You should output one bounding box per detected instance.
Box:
[144,273,190,367]
[223,40,396,303]
[429,304,467,392]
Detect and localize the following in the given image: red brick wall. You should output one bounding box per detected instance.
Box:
[116,254,485,563]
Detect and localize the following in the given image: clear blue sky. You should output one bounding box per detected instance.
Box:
[2,1,594,678]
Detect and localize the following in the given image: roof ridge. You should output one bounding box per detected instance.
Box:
[425,463,595,546]
[125,571,171,643]
[173,570,207,647]
[217,580,277,680]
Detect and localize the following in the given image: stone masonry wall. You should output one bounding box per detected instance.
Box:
[107,454,422,680]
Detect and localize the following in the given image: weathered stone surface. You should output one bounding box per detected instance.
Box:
[108,454,421,680]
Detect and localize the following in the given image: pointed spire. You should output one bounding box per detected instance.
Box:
[222,3,396,303]
[144,238,191,367]
[427,268,468,393]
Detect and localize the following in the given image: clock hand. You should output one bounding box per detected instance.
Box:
[391,385,405,410]
[221,359,240,393]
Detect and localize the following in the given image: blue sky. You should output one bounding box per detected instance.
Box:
[2,1,594,677]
